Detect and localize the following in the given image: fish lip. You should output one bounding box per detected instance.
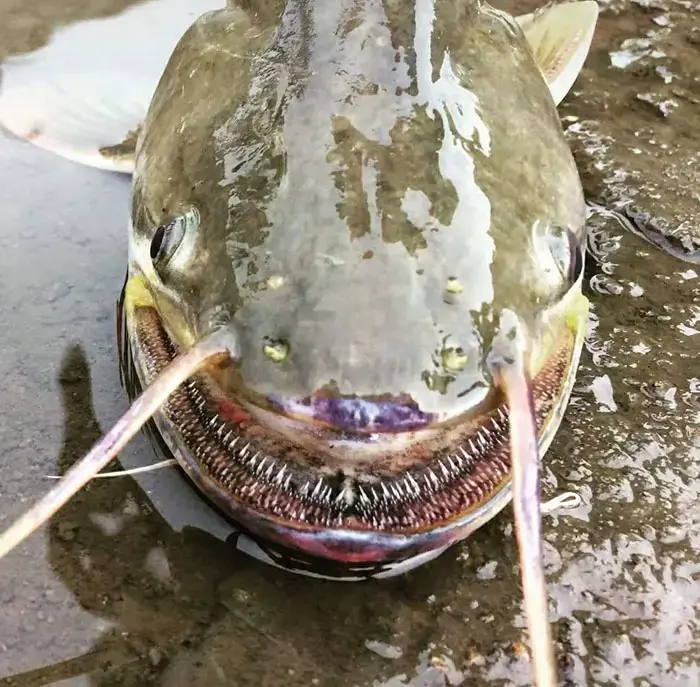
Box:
[120,269,584,566]
[265,393,439,434]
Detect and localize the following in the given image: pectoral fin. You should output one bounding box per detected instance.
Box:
[516,1,599,106]
[0,0,226,173]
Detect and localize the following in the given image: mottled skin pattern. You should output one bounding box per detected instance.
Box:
[123,0,589,573]
[130,0,585,416]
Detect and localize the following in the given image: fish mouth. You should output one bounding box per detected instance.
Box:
[119,272,586,567]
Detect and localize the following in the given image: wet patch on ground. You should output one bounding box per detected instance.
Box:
[565,0,700,262]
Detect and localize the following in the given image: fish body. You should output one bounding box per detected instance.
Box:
[0,0,598,580]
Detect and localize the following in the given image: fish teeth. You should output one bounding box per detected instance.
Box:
[243,482,260,496]
[465,477,480,491]
[337,479,356,507]
[494,457,509,474]
[405,474,421,496]
[360,484,377,508]
[424,470,441,492]
[387,483,401,503]
[358,486,371,505]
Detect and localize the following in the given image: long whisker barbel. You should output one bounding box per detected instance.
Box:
[0,332,235,559]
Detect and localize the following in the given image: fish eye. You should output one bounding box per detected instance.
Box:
[148,208,199,276]
[150,218,185,265]
[539,225,585,289]
[565,228,585,285]
[149,224,167,260]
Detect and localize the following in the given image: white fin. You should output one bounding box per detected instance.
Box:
[516,1,599,106]
[0,0,226,173]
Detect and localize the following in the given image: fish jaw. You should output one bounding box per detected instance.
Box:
[120,267,588,573]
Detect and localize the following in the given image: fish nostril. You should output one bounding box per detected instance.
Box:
[263,337,290,363]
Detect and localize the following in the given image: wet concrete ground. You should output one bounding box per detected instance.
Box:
[0,1,699,685]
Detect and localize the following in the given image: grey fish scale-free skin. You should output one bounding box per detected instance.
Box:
[130,0,585,419]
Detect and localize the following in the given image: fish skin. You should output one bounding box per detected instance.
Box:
[130,1,586,419]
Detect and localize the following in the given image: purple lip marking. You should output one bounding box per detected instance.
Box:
[268,396,435,432]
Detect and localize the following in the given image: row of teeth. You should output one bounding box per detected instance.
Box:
[184,379,510,518]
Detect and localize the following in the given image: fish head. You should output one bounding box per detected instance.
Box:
[122,0,594,575]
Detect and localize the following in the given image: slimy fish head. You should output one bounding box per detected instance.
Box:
[122,0,596,568]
